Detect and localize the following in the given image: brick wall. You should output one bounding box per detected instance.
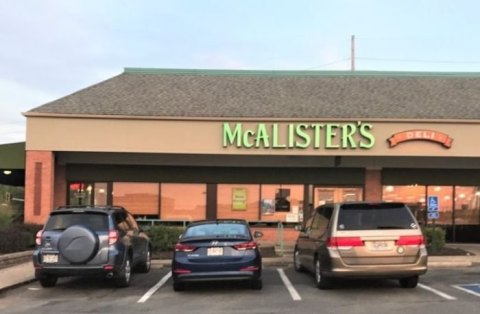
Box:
[25,151,54,225]
[364,168,382,201]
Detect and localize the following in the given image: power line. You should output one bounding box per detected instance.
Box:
[306,58,350,70]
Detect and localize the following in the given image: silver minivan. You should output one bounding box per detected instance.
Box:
[294,202,428,289]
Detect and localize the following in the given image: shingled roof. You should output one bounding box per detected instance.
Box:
[26,68,480,120]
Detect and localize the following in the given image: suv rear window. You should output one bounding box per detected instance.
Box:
[337,203,417,230]
[184,223,250,239]
[44,213,109,232]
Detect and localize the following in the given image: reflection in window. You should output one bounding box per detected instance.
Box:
[94,183,108,206]
[161,183,206,221]
[113,182,159,215]
[68,182,93,206]
[454,186,480,225]
[261,185,303,222]
[217,184,259,221]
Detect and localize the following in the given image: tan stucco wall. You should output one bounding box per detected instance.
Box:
[25,116,480,157]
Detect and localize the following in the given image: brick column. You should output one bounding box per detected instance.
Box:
[364,168,382,201]
[25,151,55,225]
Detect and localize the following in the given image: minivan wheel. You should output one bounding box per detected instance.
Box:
[39,274,58,288]
[115,258,132,288]
[293,248,304,272]
[137,247,151,273]
[399,276,419,288]
[314,258,332,289]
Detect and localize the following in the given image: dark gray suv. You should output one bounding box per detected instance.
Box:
[33,206,151,288]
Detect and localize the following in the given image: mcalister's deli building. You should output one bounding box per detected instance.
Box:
[23,69,480,242]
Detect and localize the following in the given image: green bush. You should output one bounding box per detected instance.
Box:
[0,223,43,253]
[423,226,446,252]
[146,225,183,254]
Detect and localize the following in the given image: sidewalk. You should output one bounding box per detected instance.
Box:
[1,243,479,292]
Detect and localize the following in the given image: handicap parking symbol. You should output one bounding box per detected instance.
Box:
[453,284,480,297]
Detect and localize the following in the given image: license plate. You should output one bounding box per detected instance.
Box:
[367,241,393,251]
[207,247,223,256]
[43,254,58,263]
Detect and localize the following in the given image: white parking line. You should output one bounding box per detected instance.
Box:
[277,268,301,301]
[418,283,457,300]
[137,271,172,303]
[452,284,480,297]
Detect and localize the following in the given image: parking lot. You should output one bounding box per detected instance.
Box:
[1,265,479,314]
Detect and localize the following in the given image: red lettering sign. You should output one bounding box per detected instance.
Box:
[388,129,453,148]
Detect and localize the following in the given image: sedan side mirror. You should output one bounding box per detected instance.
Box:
[253,231,263,239]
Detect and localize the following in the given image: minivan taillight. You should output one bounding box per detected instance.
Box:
[108,230,119,245]
[233,241,257,251]
[175,243,196,252]
[396,235,425,246]
[35,230,43,245]
[327,237,364,248]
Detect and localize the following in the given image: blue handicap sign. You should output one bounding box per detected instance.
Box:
[428,196,439,212]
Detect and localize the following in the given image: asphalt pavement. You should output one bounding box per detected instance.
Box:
[1,243,480,292]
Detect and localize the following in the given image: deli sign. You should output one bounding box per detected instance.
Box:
[388,129,453,148]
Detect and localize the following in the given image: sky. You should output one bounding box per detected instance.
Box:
[1,0,480,144]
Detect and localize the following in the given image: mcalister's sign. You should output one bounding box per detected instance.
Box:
[222,122,375,149]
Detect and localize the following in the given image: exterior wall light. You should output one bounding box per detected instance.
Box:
[3,170,12,175]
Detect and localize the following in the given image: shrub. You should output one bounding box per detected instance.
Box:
[146,225,183,254]
[423,225,446,252]
[0,223,43,253]
[0,207,14,229]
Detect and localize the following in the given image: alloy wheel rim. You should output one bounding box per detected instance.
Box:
[315,260,321,283]
[294,250,301,269]
[125,260,131,282]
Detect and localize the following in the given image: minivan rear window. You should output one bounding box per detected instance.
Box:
[337,203,417,230]
[45,213,109,232]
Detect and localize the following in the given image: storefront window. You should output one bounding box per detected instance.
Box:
[94,183,108,206]
[383,185,427,225]
[69,182,93,206]
[217,184,259,221]
[113,182,159,215]
[454,186,480,225]
[314,186,363,206]
[427,186,453,225]
[261,184,303,222]
[161,183,206,221]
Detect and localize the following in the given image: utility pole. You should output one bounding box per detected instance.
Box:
[351,35,355,71]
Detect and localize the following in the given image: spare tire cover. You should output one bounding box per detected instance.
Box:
[58,225,99,264]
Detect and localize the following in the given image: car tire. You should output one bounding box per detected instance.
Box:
[293,247,304,272]
[58,225,99,264]
[39,274,58,288]
[250,278,263,290]
[314,257,333,289]
[173,281,185,292]
[137,246,151,273]
[115,257,132,288]
[399,276,419,288]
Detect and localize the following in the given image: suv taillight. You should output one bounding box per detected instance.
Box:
[108,230,119,245]
[327,237,364,248]
[175,243,196,252]
[233,241,257,251]
[397,235,425,246]
[35,230,43,245]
